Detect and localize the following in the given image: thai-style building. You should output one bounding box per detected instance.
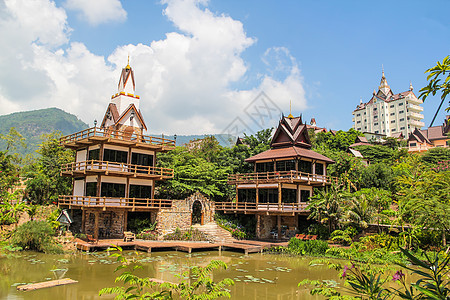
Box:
[58,62,215,239]
[407,117,450,152]
[215,114,335,239]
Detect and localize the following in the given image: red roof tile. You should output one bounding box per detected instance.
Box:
[245,146,334,163]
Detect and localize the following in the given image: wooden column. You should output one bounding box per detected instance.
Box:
[297,185,301,203]
[128,147,132,164]
[151,183,155,199]
[235,186,239,204]
[312,160,316,175]
[278,183,282,208]
[255,185,259,205]
[99,143,104,161]
[94,210,100,240]
[96,175,101,197]
[277,215,281,240]
[256,215,261,239]
[125,177,130,198]
[81,209,86,233]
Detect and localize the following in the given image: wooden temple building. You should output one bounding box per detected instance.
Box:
[216,114,336,239]
[58,62,215,240]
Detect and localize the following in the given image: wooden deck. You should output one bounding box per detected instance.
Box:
[74,238,286,255]
[228,170,337,186]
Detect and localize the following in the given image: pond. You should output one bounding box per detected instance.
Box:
[0,250,345,299]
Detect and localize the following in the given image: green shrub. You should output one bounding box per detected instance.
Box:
[11,220,63,253]
[163,228,209,241]
[358,233,400,251]
[288,238,330,256]
[136,231,158,240]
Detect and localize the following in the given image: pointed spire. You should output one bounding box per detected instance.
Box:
[409,81,413,91]
[378,67,391,96]
[288,100,294,119]
[126,54,131,70]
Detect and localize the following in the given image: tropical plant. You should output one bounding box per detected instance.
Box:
[99,246,234,299]
[308,184,346,233]
[11,220,62,253]
[419,55,450,114]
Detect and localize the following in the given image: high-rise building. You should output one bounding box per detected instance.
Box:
[352,71,424,138]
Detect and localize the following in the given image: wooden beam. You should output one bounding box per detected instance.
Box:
[277,215,281,240]
[81,209,86,233]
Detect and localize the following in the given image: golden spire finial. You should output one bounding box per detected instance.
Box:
[288,99,294,119]
[126,54,130,69]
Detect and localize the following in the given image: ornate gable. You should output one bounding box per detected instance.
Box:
[270,115,311,149]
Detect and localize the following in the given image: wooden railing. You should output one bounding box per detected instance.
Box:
[58,195,173,209]
[60,127,175,148]
[214,201,309,212]
[61,160,174,178]
[228,170,337,185]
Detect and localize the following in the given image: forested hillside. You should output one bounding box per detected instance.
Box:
[0,108,89,156]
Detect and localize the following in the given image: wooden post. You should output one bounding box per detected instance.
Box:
[201,213,204,225]
[277,215,281,240]
[81,209,86,233]
[94,211,99,241]
[256,215,261,239]
[125,177,130,198]
[235,186,239,208]
[278,183,282,209]
[256,185,259,205]
[96,175,101,197]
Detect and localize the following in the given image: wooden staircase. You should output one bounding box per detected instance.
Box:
[192,223,236,243]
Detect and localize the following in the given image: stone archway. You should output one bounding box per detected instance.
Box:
[191,200,203,225]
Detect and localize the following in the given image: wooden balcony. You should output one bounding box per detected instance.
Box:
[61,160,174,180]
[60,127,175,151]
[228,171,337,186]
[58,195,173,211]
[215,201,309,215]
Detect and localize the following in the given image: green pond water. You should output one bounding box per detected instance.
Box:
[0,250,345,299]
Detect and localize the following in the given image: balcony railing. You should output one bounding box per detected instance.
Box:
[407,111,424,120]
[60,127,175,150]
[215,201,309,213]
[228,171,337,185]
[407,103,423,112]
[58,195,173,209]
[61,160,174,179]
[410,119,425,127]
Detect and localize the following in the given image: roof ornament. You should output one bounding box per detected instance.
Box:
[373,88,376,95]
[126,54,131,70]
[360,98,363,105]
[409,81,413,91]
[288,99,294,119]
[382,64,385,78]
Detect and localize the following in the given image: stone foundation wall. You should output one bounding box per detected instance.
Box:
[84,209,126,238]
[256,215,298,239]
[156,192,215,236]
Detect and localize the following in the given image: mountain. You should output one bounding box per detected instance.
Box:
[0,108,236,156]
[0,107,89,156]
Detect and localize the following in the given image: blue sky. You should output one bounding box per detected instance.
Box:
[0,0,449,135]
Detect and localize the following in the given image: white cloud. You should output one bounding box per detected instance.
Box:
[65,0,126,26]
[0,0,308,135]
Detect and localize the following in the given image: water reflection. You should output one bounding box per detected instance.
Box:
[0,250,343,299]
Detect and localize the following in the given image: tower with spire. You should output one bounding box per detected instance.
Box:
[352,69,424,139]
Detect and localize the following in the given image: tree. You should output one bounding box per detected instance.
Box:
[307,184,346,233]
[419,56,450,117]
[24,132,73,205]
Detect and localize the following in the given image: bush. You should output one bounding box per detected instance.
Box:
[358,233,400,251]
[163,228,209,241]
[287,238,330,256]
[136,231,158,240]
[11,220,63,253]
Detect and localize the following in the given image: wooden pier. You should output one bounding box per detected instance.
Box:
[74,238,287,254]
[17,278,78,291]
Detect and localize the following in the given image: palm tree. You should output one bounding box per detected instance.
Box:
[343,194,375,234]
[307,184,346,233]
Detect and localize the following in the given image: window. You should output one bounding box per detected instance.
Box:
[129,185,152,199]
[400,127,405,130]
[373,107,377,111]
[364,119,367,122]
[86,182,97,196]
[375,130,379,134]
[410,142,417,147]
[101,182,125,197]
[390,104,394,108]
[399,110,404,114]
[390,113,395,116]
[374,122,379,126]
[298,160,312,174]
[364,112,366,115]
[88,149,99,160]
[281,189,296,203]
[357,121,361,124]
[391,129,396,132]
[357,128,361,131]
[300,190,310,202]
[391,120,395,123]
[399,103,404,106]
[356,113,360,117]
[258,189,278,204]
[131,153,153,166]
[238,189,257,203]
[256,162,274,173]
[315,163,324,175]
[103,149,128,163]
[276,160,296,172]
[400,118,404,122]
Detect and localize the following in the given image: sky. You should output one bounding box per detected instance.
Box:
[0,0,449,136]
